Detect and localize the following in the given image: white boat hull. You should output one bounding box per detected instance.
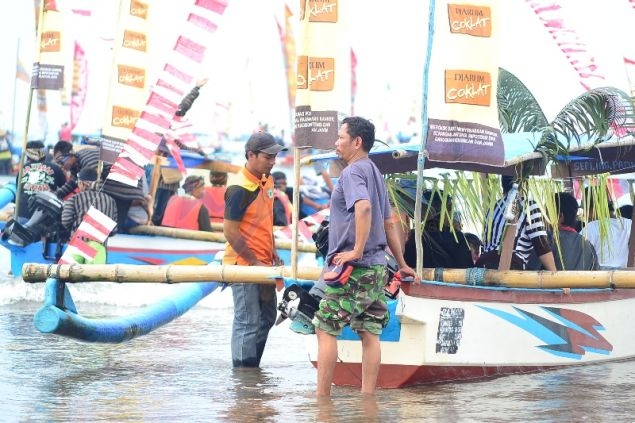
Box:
[306,280,635,388]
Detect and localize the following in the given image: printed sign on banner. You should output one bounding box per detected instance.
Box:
[294,0,351,149]
[32,4,67,91]
[426,1,504,167]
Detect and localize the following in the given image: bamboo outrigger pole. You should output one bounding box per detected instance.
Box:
[22,263,323,284]
[22,262,635,289]
[419,268,635,289]
[128,224,317,252]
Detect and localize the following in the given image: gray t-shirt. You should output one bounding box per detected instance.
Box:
[326,157,391,267]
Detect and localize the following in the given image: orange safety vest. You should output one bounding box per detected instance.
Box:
[273,189,292,224]
[162,195,203,231]
[222,167,275,266]
[203,186,226,223]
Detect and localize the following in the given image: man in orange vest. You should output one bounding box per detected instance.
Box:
[161,175,212,232]
[223,131,287,368]
[202,171,227,224]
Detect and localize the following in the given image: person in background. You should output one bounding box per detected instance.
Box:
[16,140,66,223]
[550,192,598,270]
[52,141,100,200]
[0,129,13,175]
[152,79,209,225]
[271,171,292,226]
[162,174,212,232]
[476,175,556,271]
[403,191,474,270]
[59,167,118,264]
[313,116,417,397]
[122,168,153,232]
[202,171,228,224]
[619,204,633,220]
[464,232,482,265]
[223,132,286,368]
[580,188,631,269]
[58,122,72,143]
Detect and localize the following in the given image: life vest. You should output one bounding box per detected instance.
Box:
[273,189,292,225]
[203,186,226,223]
[162,195,203,231]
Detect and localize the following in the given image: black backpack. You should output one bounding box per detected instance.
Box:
[312,219,329,258]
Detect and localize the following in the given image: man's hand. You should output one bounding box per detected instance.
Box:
[398,266,420,284]
[332,250,362,266]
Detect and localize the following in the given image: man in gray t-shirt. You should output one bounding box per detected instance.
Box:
[312,116,418,397]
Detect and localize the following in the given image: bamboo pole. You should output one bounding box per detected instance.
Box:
[22,263,323,283]
[128,224,317,252]
[22,262,635,289]
[420,268,635,289]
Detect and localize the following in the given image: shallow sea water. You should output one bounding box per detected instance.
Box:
[1,251,635,422]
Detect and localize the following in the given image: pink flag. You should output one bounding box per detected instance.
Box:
[70,42,88,131]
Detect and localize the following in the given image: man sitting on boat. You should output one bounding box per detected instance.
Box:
[52,141,100,201]
[476,175,556,271]
[59,167,118,264]
[580,187,632,269]
[162,175,212,232]
[550,192,598,270]
[16,140,66,224]
[403,190,474,269]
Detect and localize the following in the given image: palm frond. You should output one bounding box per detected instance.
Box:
[497,68,549,133]
[536,87,635,161]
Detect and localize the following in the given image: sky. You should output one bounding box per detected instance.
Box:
[0,0,634,146]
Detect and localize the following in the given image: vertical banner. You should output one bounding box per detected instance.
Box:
[426,1,504,167]
[294,0,351,149]
[106,0,229,186]
[32,1,66,91]
[276,3,297,121]
[70,42,88,132]
[102,0,152,142]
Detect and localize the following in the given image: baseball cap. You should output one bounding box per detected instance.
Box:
[245,132,287,155]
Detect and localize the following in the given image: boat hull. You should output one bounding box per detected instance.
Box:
[2,233,224,275]
[306,280,635,388]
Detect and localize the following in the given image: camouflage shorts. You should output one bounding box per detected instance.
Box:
[312,265,388,336]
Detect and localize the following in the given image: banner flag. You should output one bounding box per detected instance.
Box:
[350,48,357,116]
[525,0,604,91]
[32,0,67,91]
[277,3,296,114]
[426,1,504,167]
[16,59,31,83]
[70,42,88,131]
[102,0,152,142]
[294,0,352,149]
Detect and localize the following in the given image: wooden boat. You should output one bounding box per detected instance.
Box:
[306,274,635,387]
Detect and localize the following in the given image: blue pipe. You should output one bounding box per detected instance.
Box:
[34,278,219,342]
[0,182,16,209]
